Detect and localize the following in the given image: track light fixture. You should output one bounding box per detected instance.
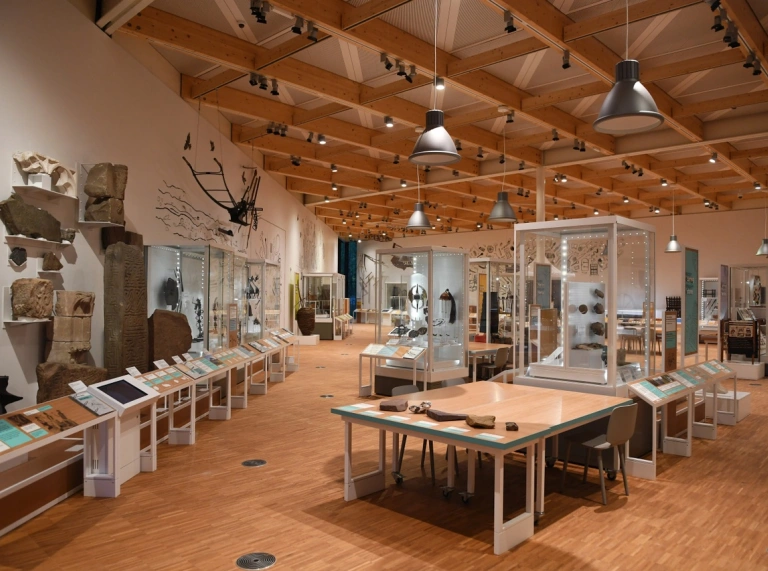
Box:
[384,116,394,128]
[638,168,644,177]
[396,60,406,77]
[251,0,268,24]
[381,53,393,71]
[712,9,725,32]
[324,196,329,203]
[724,22,740,48]
[452,170,459,176]
[573,139,580,151]
[709,152,718,163]
[524,189,530,198]
[623,196,629,203]
[754,61,763,76]
[571,202,576,210]
[393,155,400,164]
[331,182,338,191]
[290,155,300,166]
[596,188,602,196]
[280,125,287,137]
[517,188,524,196]
[266,122,274,135]
[562,50,571,70]
[755,182,762,190]
[580,140,586,152]
[306,132,313,143]
[554,215,559,220]
[622,160,631,170]
[504,10,517,33]
[654,207,660,214]
[425,165,431,172]
[477,147,484,159]
[554,174,560,183]
[342,219,346,225]
[259,76,268,90]
[553,197,557,204]
[745,53,755,68]
[307,21,318,42]
[400,179,407,188]
[435,77,445,90]
[506,112,515,123]
[270,78,279,96]
[355,212,360,218]
[552,129,559,141]
[331,164,338,173]
[406,65,417,83]
[594,208,599,215]
[519,161,525,170]
[561,173,568,182]
[704,199,711,207]
[249,72,258,86]
[291,16,304,34]
[476,222,483,228]
[318,134,326,145]
[499,155,506,164]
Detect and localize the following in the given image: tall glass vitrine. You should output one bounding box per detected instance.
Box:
[302,272,344,340]
[469,258,517,342]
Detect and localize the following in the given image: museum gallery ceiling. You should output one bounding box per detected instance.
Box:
[111,0,768,239]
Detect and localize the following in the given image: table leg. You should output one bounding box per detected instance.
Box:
[473,355,477,382]
[392,432,400,477]
[442,445,456,496]
[343,422,386,501]
[359,355,371,397]
[535,439,545,519]
[460,449,476,502]
[492,447,535,555]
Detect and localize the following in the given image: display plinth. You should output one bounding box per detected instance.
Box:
[704,390,751,424]
[298,334,320,346]
[724,360,765,380]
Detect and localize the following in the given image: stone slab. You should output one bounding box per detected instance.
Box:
[54,291,94,317]
[101,227,143,249]
[0,193,61,242]
[42,252,63,271]
[11,278,53,319]
[44,340,91,365]
[84,163,127,200]
[46,316,91,342]
[36,362,107,403]
[85,197,124,225]
[148,309,192,369]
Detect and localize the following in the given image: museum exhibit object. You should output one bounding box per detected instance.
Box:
[469,258,516,342]
[302,273,343,340]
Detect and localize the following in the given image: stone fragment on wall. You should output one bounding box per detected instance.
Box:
[0,193,61,242]
[148,309,192,368]
[105,242,148,377]
[46,316,91,343]
[60,228,76,243]
[36,362,107,403]
[101,227,143,249]
[44,340,91,364]
[13,151,76,195]
[11,278,53,319]
[85,197,124,225]
[9,247,26,267]
[84,163,127,200]
[54,291,94,317]
[42,252,63,271]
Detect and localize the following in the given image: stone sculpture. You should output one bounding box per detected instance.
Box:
[148,309,192,368]
[104,242,148,377]
[54,290,94,317]
[61,228,76,243]
[101,227,142,249]
[84,163,127,225]
[0,193,62,242]
[45,290,95,364]
[36,363,107,403]
[12,151,76,195]
[9,247,26,267]
[42,252,63,271]
[11,278,53,319]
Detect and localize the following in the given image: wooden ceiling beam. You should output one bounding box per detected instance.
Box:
[341,0,413,30]
[730,145,768,159]
[719,0,768,73]
[446,37,546,76]
[675,90,768,118]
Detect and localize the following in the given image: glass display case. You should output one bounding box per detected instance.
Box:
[302,272,344,340]
[264,261,281,333]
[373,246,468,387]
[207,246,235,351]
[514,217,655,394]
[730,265,767,321]
[241,259,265,343]
[700,277,719,329]
[469,258,517,343]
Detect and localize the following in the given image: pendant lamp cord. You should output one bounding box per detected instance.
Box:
[625,0,629,60]
[672,189,675,235]
[417,165,421,203]
[433,0,438,110]
[501,122,507,192]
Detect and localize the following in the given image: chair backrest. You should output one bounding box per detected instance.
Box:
[493,347,508,367]
[606,403,638,446]
[441,378,465,388]
[392,384,420,396]
[506,346,515,365]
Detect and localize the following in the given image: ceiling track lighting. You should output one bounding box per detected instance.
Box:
[330,164,338,172]
[519,161,525,170]
[554,174,560,183]
[266,122,274,135]
[554,215,559,221]
[498,155,505,164]
[562,50,571,70]
[709,152,718,163]
[331,182,338,191]
[712,8,725,32]
[596,188,603,196]
[594,0,663,134]
[638,168,644,177]
[307,21,318,42]
[623,196,629,203]
[409,0,461,166]
[291,15,304,34]
[661,178,668,187]
[400,179,407,188]
[454,139,462,151]
[290,155,300,166]
[573,139,580,151]
[270,78,279,96]
[452,170,459,176]
[506,111,515,123]
[251,0,269,23]
[477,147,484,159]
[259,76,268,90]
[552,129,559,141]
[306,132,313,143]
[504,10,517,33]
[318,134,326,145]
[757,194,768,256]
[744,53,756,68]
[384,116,394,128]
[580,140,586,152]
[396,60,406,77]
[755,182,762,190]
[393,155,400,165]
[279,125,287,137]
[654,207,660,214]
[593,208,599,215]
[381,53,393,71]
[324,196,329,203]
[561,173,568,182]
[753,60,763,76]
[249,72,258,86]
[435,77,445,90]
[724,22,740,48]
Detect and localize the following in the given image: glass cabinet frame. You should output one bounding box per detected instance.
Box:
[469,258,517,342]
[514,216,655,392]
[302,272,344,340]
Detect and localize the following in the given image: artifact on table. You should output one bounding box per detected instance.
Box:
[465,414,495,429]
[54,290,94,317]
[42,252,63,271]
[380,398,408,412]
[9,247,26,267]
[12,151,76,195]
[11,278,53,319]
[505,421,519,431]
[104,243,148,377]
[60,228,76,243]
[148,309,192,369]
[0,376,23,414]
[36,363,107,402]
[426,409,468,422]
[0,193,61,242]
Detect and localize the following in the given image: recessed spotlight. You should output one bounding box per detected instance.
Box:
[318,134,326,145]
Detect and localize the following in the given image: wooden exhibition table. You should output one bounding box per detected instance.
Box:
[357,344,426,396]
[332,382,630,554]
[467,342,511,382]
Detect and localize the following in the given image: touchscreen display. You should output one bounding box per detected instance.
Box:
[99,380,147,404]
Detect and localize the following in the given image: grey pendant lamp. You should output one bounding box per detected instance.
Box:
[488,122,517,223]
[406,166,431,229]
[409,0,461,166]
[665,188,682,253]
[757,194,768,256]
[593,0,663,135]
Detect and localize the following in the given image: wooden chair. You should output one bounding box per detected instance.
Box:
[561,403,638,505]
[391,384,435,485]
[479,347,508,380]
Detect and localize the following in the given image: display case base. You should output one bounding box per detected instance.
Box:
[724,360,765,380]
[515,374,629,397]
[298,334,320,346]
[704,390,751,424]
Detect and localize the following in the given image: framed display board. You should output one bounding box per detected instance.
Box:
[684,248,699,356]
[663,311,677,372]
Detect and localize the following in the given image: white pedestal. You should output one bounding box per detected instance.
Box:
[725,360,765,380]
[704,390,751,424]
[298,334,320,346]
[119,412,141,485]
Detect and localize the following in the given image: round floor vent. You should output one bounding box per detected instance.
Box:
[236,552,276,569]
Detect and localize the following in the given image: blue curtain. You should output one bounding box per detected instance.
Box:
[338,239,357,311]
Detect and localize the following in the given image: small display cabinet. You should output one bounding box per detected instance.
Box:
[469,258,517,342]
[514,216,655,395]
[240,259,281,342]
[302,272,344,340]
[373,246,468,392]
[730,265,767,321]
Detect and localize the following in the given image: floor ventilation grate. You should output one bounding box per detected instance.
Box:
[236,552,276,569]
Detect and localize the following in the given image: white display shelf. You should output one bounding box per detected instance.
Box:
[4,234,71,253]
[77,163,123,228]
[2,286,51,326]
[11,159,78,203]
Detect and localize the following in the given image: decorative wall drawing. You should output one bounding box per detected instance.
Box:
[13,151,76,195]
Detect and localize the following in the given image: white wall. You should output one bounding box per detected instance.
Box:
[0,0,337,408]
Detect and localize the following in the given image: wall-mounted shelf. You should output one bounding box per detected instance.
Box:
[11,159,77,203]
[4,234,71,253]
[77,163,123,228]
[2,286,51,326]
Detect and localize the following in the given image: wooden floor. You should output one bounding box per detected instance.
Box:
[2,324,767,570]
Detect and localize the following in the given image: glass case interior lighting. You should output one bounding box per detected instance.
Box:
[515,216,655,390]
[375,247,468,384]
[302,273,344,340]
